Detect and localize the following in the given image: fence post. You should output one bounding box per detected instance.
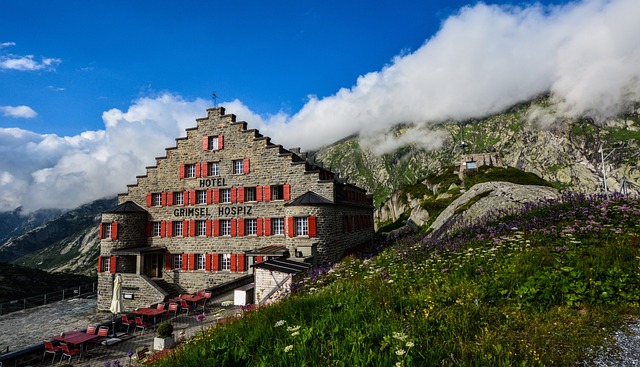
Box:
[44,293,47,305]
[62,289,65,300]
[23,298,26,310]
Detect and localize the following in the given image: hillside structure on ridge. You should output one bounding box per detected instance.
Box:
[96,107,374,311]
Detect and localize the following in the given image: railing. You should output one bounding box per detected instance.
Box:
[0,282,97,316]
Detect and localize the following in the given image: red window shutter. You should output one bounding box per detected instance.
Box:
[284,184,291,201]
[182,254,188,271]
[161,192,167,206]
[165,254,172,270]
[231,188,237,203]
[111,222,118,240]
[243,158,250,174]
[195,163,201,178]
[213,220,219,237]
[238,254,245,272]
[167,192,173,206]
[188,254,196,271]
[146,222,152,237]
[230,254,237,272]
[256,256,263,263]
[264,186,271,202]
[214,189,220,204]
[264,218,271,236]
[184,191,189,205]
[212,254,219,271]
[237,218,244,236]
[288,217,295,237]
[183,220,189,237]
[257,218,263,236]
[218,135,224,149]
[179,164,185,179]
[230,219,237,237]
[97,256,103,273]
[167,221,173,237]
[146,193,152,207]
[238,187,245,203]
[201,162,209,177]
[160,221,166,237]
[190,190,197,205]
[206,189,213,204]
[256,186,263,202]
[205,254,212,271]
[190,220,196,237]
[308,216,317,237]
[99,223,103,239]
[206,219,212,237]
[109,256,117,274]
[202,136,209,150]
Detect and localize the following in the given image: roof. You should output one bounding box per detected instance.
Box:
[285,191,333,206]
[244,245,289,256]
[252,258,311,274]
[103,201,147,214]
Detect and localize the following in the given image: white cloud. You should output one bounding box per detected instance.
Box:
[0,42,16,49]
[0,105,37,118]
[0,43,61,71]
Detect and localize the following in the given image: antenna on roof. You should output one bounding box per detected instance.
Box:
[212,91,217,107]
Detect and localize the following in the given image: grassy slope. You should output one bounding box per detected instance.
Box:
[150,192,640,367]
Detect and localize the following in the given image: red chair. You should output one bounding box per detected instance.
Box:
[42,340,61,364]
[89,326,110,350]
[135,316,151,335]
[86,325,97,335]
[60,343,80,364]
[121,315,135,334]
[180,300,193,315]
[156,303,165,311]
[168,302,179,318]
[197,292,211,312]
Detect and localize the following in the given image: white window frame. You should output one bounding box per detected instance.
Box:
[102,223,112,239]
[208,136,219,151]
[173,221,183,237]
[245,218,257,236]
[221,188,231,203]
[220,254,231,271]
[152,193,162,206]
[173,191,184,206]
[102,256,110,272]
[186,164,196,178]
[272,217,284,236]
[196,254,206,270]
[172,254,182,270]
[233,159,244,174]
[152,222,161,237]
[196,190,207,204]
[295,217,308,237]
[208,162,219,176]
[196,220,207,236]
[245,187,256,202]
[220,219,231,236]
[271,185,284,200]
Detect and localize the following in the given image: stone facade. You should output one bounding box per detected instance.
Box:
[97,107,374,311]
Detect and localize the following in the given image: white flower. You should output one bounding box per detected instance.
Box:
[406,341,414,348]
[392,332,408,341]
[395,349,406,356]
[284,345,293,353]
[290,331,300,337]
[275,320,286,327]
[287,325,301,332]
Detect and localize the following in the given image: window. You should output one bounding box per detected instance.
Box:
[220,254,231,271]
[185,164,196,178]
[173,221,183,237]
[196,220,206,236]
[272,217,284,236]
[101,256,110,272]
[196,190,207,204]
[173,191,184,205]
[245,219,257,236]
[196,254,206,270]
[244,187,256,202]
[295,217,309,236]
[221,188,231,203]
[207,162,219,176]
[172,254,182,270]
[271,185,284,200]
[233,159,244,174]
[152,193,162,206]
[466,161,477,169]
[102,223,112,239]
[152,222,161,237]
[220,219,231,236]
[207,136,219,151]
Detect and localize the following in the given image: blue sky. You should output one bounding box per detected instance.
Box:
[1,0,639,212]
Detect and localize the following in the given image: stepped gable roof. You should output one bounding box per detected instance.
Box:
[103,200,147,214]
[252,257,311,274]
[285,191,333,206]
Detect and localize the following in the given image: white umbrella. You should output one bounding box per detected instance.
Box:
[110,274,124,314]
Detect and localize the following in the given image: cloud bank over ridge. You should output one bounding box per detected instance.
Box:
[1,0,639,212]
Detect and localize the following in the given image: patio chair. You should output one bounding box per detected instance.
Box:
[168,302,179,318]
[86,325,97,335]
[121,314,135,334]
[156,303,165,311]
[89,326,109,350]
[42,340,61,365]
[60,343,80,364]
[135,316,151,335]
[197,292,211,312]
[180,300,193,315]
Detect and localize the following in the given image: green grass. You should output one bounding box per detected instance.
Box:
[464,166,552,189]
[150,193,640,367]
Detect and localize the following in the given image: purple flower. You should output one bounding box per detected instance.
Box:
[127,350,134,358]
[196,313,206,322]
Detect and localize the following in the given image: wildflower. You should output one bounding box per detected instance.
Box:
[196,313,206,322]
[287,325,301,332]
[392,332,408,341]
[275,320,286,327]
[290,331,300,337]
[284,345,293,353]
[406,341,414,348]
[395,349,406,356]
[127,351,134,358]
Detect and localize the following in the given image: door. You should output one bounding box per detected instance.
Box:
[149,254,161,278]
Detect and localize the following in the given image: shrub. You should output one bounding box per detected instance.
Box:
[156,322,174,338]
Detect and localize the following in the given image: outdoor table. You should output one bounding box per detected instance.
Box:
[52,331,99,360]
[131,307,168,326]
[175,294,205,303]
